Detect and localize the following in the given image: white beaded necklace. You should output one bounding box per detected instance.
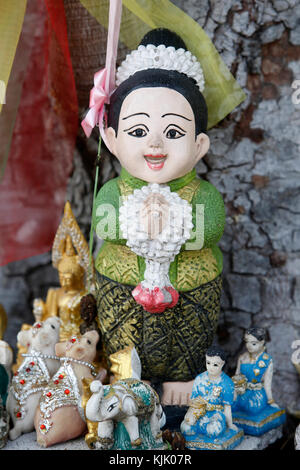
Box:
[21,352,97,376]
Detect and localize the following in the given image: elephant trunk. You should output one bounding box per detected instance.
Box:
[85,380,104,422]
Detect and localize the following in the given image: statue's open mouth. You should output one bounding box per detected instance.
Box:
[144,154,167,171]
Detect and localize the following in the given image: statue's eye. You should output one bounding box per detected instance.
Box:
[51,324,56,329]
[128,127,147,138]
[87,339,91,345]
[107,403,118,412]
[165,127,185,139]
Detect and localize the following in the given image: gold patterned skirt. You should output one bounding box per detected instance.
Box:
[95,274,222,382]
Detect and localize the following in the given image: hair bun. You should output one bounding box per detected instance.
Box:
[139,28,187,51]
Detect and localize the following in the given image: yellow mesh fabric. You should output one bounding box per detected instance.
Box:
[79,0,246,128]
[0,0,27,115]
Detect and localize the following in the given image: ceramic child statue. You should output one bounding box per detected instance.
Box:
[90,28,227,406]
[180,346,243,450]
[232,327,286,436]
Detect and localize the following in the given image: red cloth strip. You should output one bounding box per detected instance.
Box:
[0,0,78,265]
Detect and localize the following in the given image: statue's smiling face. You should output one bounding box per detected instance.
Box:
[105,87,210,183]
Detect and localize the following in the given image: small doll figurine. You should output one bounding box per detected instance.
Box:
[180,346,243,450]
[91,28,228,404]
[232,327,286,436]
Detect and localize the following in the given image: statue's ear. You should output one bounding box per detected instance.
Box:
[105,127,117,155]
[17,330,30,347]
[195,132,210,163]
[121,394,137,416]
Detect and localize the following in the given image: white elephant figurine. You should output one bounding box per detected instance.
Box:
[85,378,166,450]
[6,317,61,440]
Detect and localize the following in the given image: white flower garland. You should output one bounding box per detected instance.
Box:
[116,44,205,92]
[119,183,193,292]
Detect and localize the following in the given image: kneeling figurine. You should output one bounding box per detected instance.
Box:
[232,327,286,436]
[180,346,244,450]
[85,378,166,450]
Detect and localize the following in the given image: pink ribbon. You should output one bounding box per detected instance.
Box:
[81,0,122,142]
[81,68,108,138]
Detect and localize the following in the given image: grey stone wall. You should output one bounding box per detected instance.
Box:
[1,0,300,414]
[173,0,300,410]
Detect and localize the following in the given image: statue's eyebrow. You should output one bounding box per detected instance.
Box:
[122,112,150,120]
[161,113,192,121]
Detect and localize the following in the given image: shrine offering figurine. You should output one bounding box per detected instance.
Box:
[85,377,166,450]
[180,346,243,450]
[91,27,229,402]
[82,345,142,449]
[7,317,61,440]
[0,307,13,407]
[0,308,13,448]
[33,201,95,343]
[34,330,99,447]
[0,341,12,449]
[232,327,286,436]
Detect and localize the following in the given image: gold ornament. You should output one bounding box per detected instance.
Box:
[39,201,95,342]
[109,346,139,383]
[14,202,96,373]
[52,201,95,290]
[188,395,207,419]
[81,377,99,449]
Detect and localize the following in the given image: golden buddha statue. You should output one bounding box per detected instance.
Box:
[33,201,95,342]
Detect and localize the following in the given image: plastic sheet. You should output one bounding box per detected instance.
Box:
[0,0,78,265]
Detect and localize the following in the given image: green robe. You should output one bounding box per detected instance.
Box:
[94,168,225,291]
[93,168,225,381]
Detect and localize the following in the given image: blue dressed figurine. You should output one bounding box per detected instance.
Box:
[232,327,286,436]
[180,346,244,450]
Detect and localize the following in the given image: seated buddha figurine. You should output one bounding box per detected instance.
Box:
[33,201,95,343]
[180,346,243,450]
[232,327,286,436]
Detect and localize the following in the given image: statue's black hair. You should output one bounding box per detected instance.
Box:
[206,346,227,362]
[107,29,207,137]
[139,28,187,50]
[245,327,266,342]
